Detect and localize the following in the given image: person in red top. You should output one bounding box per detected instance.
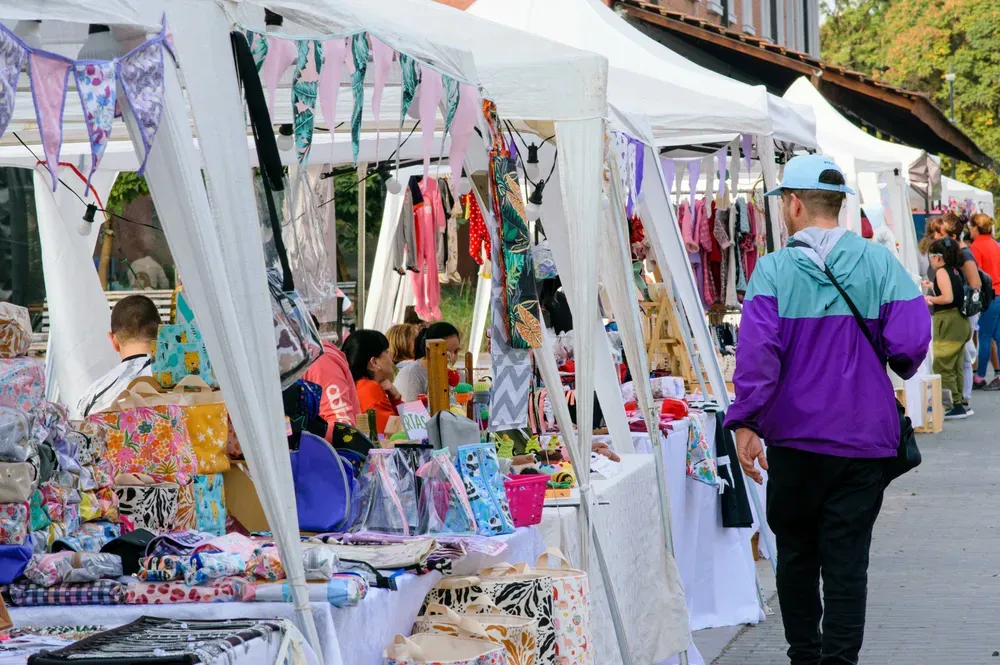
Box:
[969,213,1000,390]
[302,338,362,440]
[342,329,402,435]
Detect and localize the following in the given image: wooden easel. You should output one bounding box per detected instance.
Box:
[642,283,696,386]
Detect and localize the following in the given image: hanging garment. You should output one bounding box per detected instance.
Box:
[391,179,421,274]
[466,194,491,265]
[712,410,753,528]
[678,200,698,253]
[436,179,459,282]
[410,177,446,320]
[696,199,717,307]
[725,202,740,309]
[744,202,759,280]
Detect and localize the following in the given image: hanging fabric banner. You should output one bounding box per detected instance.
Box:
[0,31,26,141]
[118,34,170,177]
[442,76,460,136]
[74,62,117,191]
[447,84,478,197]
[291,40,322,166]
[687,158,701,210]
[715,146,728,201]
[261,36,295,120]
[29,52,72,190]
[318,37,347,134]
[247,31,268,70]
[418,64,442,178]
[398,54,420,120]
[369,36,394,160]
[349,33,369,166]
[740,133,753,172]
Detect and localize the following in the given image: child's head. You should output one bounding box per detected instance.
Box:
[108,295,161,357]
[928,238,961,270]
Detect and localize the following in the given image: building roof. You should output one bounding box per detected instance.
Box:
[617,0,994,170]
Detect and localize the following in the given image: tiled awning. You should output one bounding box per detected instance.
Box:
[618,0,994,170]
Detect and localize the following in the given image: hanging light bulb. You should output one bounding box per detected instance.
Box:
[276,124,294,152]
[525,179,545,219]
[264,9,284,33]
[385,174,403,195]
[13,21,42,50]
[78,204,98,236]
[77,24,126,60]
[525,143,540,181]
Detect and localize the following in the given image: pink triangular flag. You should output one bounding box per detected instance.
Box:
[418,64,443,178]
[369,36,394,160]
[318,38,347,135]
[262,36,296,120]
[687,158,701,210]
[29,53,72,191]
[447,84,479,198]
[741,133,753,172]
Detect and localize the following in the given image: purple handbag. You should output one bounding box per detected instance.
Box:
[290,432,358,532]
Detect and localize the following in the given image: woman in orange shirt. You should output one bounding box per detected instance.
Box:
[342,329,403,435]
[969,214,1000,390]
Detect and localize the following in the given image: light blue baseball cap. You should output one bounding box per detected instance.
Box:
[764,154,855,196]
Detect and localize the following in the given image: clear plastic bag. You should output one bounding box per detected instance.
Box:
[268,268,324,389]
[531,241,558,280]
[0,407,32,463]
[416,450,476,535]
[352,449,419,536]
[25,552,123,587]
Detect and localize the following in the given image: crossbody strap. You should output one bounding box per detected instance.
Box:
[787,239,883,363]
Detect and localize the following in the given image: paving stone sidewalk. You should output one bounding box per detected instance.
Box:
[713,394,1000,664]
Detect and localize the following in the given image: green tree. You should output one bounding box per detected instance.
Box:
[106,172,149,216]
[821,0,1000,196]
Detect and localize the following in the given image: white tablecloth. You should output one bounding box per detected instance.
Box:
[616,416,763,631]
[540,454,692,665]
[8,527,544,665]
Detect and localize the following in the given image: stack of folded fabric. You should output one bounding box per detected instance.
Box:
[7,551,126,607]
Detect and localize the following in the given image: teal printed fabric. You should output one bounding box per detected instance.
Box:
[454,443,514,536]
[350,33,369,165]
[247,31,268,71]
[194,473,227,537]
[150,324,215,389]
[292,40,323,166]
[398,54,420,123]
[442,75,460,135]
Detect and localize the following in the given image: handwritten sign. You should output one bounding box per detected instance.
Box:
[397,401,430,440]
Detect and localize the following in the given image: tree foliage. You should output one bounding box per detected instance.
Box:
[821,0,1000,196]
[106,172,149,216]
[334,172,386,254]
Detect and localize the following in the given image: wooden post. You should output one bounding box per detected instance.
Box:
[97,225,115,289]
[427,339,450,416]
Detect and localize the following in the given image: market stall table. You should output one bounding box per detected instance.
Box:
[598,414,763,631]
[7,527,545,665]
[539,454,693,665]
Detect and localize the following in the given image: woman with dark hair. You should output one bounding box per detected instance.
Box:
[342,329,402,434]
[926,238,973,419]
[394,321,461,402]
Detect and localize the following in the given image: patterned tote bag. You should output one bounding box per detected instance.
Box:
[531,552,593,665]
[477,564,556,665]
[384,633,508,665]
[414,602,538,665]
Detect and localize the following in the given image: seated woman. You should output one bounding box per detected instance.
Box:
[342,329,402,435]
[394,322,462,402]
[386,323,418,370]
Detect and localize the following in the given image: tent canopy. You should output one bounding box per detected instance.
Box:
[469,0,817,149]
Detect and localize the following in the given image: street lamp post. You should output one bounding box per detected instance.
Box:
[946,65,957,179]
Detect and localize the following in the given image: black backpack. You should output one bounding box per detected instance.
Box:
[979,270,995,312]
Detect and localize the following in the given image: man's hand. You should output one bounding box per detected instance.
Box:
[735,427,767,485]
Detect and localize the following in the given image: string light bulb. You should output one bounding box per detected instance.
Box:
[276,124,294,152]
[78,203,98,236]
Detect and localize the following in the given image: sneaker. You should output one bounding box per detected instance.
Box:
[986,378,1000,391]
[945,404,969,420]
[973,379,988,390]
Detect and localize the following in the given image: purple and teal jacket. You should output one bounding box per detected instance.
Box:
[723,229,931,458]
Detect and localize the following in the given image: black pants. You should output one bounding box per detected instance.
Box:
[766,446,886,665]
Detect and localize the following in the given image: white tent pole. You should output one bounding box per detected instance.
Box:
[469,269,491,359]
[356,161,368,327]
[536,327,634,665]
[602,149,690,665]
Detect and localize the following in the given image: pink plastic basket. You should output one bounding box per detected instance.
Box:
[503,474,551,528]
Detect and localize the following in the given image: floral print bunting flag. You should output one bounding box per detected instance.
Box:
[349,33,369,165]
[292,40,323,166]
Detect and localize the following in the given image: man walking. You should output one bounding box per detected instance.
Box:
[724,155,930,664]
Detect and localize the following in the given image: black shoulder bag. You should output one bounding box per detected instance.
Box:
[788,240,920,485]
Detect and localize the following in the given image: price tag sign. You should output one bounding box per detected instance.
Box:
[397,402,431,440]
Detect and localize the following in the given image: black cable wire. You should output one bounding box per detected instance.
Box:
[503,120,557,189]
[12,132,165,234]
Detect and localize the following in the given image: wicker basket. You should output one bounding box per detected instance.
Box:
[503,474,550,528]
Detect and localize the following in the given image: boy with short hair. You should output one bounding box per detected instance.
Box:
[75,295,162,418]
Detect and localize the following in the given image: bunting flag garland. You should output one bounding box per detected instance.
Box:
[248,31,268,71]
[661,158,675,202]
[418,64,442,178]
[28,53,72,191]
[611,131,645,217]
[687,157,701,210]
[740,133,753,172]
[73,62,117,191]
[715,146,728,200]
[0,19,173,192]
[447,83,478,198]
[262,36,296,120]
[291,40,323,165]
[318,37,347,136]
[398,54,420,121]
[442,76,460,136]
[349,33,369,166]
[0,30,25,140]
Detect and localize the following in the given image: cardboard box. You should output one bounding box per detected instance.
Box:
[222,462,270,533]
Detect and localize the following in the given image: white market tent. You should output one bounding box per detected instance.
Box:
[467,0,817,150]
[941,175,995,217]
[4,0,696,663]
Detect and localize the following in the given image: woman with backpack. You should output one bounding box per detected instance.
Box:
[926,238,973,419]
[969,213,1000,390]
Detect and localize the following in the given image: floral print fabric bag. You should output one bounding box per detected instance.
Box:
[88,383,196,484]
[532,551,593,665]
[384,633,508,665]
[414,602,538,665]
